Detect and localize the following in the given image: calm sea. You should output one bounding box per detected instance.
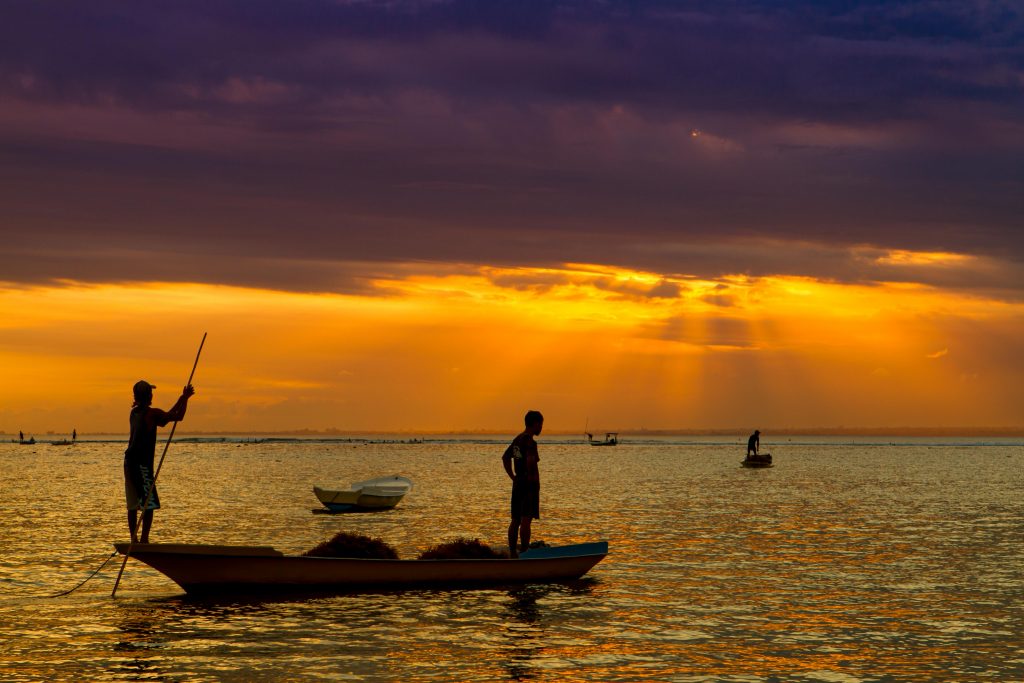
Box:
[1,436,1021,681]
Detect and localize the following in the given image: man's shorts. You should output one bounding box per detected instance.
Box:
[124,460,161,511]
[510,480,540,520]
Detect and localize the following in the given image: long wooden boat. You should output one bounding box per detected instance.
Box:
[114,541,608,595]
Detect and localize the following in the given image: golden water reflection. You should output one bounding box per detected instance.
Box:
[0,439,1021,681]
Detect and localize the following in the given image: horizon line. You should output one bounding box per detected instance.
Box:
[8,426,1024,437]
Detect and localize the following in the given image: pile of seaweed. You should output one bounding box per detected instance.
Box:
[303,531,399,559]
[417,538,509,560]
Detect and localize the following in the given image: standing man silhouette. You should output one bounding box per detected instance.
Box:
[124,380,195,543]
[502,410,543,558]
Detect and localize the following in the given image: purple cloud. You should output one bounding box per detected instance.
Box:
[1,0,1022,291]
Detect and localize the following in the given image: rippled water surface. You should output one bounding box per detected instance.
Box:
[1,437,1022,681]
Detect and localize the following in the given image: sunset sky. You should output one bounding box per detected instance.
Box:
[2,1,1022,433]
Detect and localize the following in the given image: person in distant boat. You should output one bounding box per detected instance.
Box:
[502,410,543,559]
[72,428,77,442]
[124,380,195,543]
[746,430,760,457]
[19,430,23,442]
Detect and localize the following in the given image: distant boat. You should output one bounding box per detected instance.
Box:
[50,440,74,447]
[18,438,35,445]
[741,454,773,468]
[586,432,618,447]
[113,540,608,595]
[313,475,413,513]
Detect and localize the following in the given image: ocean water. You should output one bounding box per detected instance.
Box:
[1,436,1021,681]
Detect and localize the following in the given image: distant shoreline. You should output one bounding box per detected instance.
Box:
[6,426,1024,438]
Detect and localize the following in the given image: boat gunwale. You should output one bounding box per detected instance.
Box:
[115,541,608,564]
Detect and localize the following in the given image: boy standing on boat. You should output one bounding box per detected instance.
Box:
[124,380,195,543]
[502,410,543,558]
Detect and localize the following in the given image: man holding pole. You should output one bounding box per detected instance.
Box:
[124,380,195,543]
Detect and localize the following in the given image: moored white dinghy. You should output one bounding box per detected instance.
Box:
[313,475,413,512]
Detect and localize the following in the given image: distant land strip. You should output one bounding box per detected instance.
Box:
[7,427,1024,437]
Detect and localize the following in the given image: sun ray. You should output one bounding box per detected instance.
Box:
[1,253,1022,432]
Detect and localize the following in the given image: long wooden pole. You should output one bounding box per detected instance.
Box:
[111,332,207,597]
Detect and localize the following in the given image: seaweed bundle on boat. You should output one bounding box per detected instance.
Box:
[303,531,399,559]
[417,538,509,560]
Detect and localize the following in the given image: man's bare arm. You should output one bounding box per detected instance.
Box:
[165,384,196,422]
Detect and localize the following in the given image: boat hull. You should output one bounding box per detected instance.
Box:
[313,488,406,512]
[114,541,608,595]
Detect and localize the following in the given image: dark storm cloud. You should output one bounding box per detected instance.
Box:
[5,2,1022,114]
[1,1,1022,291]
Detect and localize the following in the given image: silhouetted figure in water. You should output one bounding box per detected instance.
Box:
[72,429,77,442]
[747,430,760,457]
[502,410,543,558]
[745,430,772,464]
[124,380,195,543]
[19,430,23,442]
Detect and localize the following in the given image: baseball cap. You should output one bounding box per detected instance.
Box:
[133,380,156,397]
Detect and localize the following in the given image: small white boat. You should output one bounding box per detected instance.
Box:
[313,475,413,513]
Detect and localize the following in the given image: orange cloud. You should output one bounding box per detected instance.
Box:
[874,250,974,267]
[1,257,1022,433]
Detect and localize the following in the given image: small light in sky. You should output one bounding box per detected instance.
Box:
[689,128,701,137]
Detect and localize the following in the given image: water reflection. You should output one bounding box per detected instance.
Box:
[1,441,1022,681]
[108,603,172,681]
[501,580,598,680]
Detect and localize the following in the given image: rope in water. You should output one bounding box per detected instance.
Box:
[46,550,120,597]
